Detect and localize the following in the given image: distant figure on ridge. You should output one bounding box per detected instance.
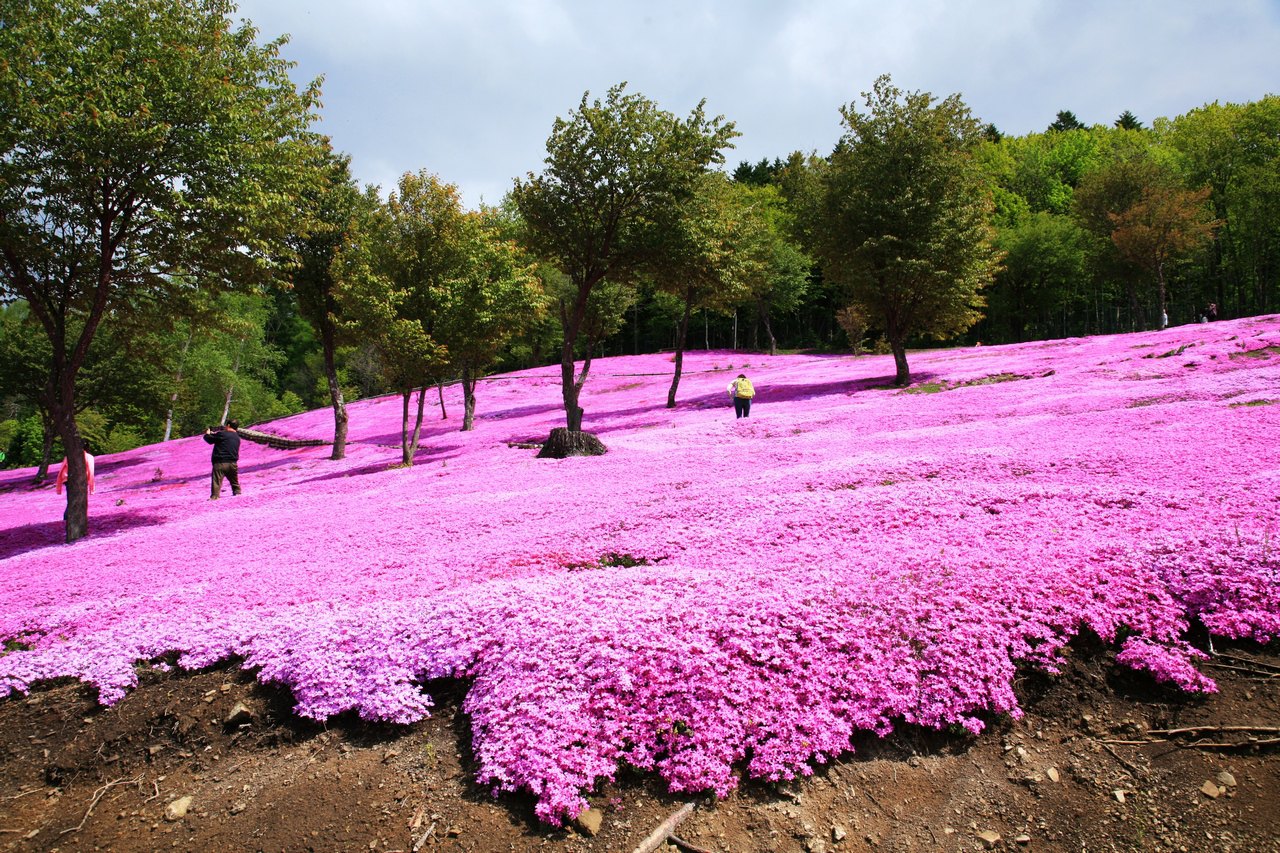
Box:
[1160,309,1169,329]
[1205,302,1218,322]
[203,421,241,499]
[728,373,756,419]
[55,451,95,495]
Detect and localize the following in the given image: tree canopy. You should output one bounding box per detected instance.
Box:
[512,83,738,433]
[813,75,1000,385]
[0,0,321,540]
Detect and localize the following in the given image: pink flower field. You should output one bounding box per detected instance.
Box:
[2,317,1278,824]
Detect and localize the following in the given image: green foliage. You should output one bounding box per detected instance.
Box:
[0,0,321,539]
[1048,110,1086,132]
[813,75,1000,384]
[2,414,55,468]
[512,82,738,429]
[1163,96,1280,320]
[985,211,1094,342]
[1115,110,1144,131]
[432,211,544,381]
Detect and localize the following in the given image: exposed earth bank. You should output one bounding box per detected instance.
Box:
[2,639,1277,853]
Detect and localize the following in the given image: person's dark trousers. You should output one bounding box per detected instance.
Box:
[211,462,241,499]
[734,397,751,418]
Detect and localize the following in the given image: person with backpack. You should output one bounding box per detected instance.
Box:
[203,420,242,499]
[727,373,756,419]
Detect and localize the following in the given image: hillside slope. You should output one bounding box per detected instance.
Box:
[2,317,1278,830]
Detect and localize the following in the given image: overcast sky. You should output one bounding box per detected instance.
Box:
[234,0,1280,210]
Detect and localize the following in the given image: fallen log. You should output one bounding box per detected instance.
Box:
[631,802,695,853]
[237,427,327,451]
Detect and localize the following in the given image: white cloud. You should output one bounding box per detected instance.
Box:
[234,0,1280,208]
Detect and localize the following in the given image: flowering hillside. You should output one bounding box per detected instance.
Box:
[2,317,1278,824]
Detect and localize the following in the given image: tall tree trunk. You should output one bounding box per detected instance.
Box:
[891,340,911,387]
[559,286,593,432]
[52,381,89,542]
[400,389,412,465]
[1155,255,1168,320]
[322,328,348,460]
[220,339,245,425]
[35,408,56,482]
[163,331,192,442]
[398,386,429,465]
[461,364,477,431]
[666,291,692,408]
[437,381,448,419]
[757,298,777,356]
[410,386,427,461]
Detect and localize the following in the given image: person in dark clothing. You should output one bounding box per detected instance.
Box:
[203,421,242,499]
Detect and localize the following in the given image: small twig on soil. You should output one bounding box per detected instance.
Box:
[1147,725,1280,736]
[2,788,42,800]
[863,788,891,816]
[1184,737,1280,750]
[412,819,437,850]
[1101,742,1144,777]
[1101,739,1165,746]
[60,775,142,836]
[632,802,695,853]
[668,834,716,853]
[1214,652,1280,672]
[143,780,161,803]
[1204,661,1280,678]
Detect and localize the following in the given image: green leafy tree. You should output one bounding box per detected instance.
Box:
[1073,151,1180,328]
[290,145,372,458]
[650,172,752,407]
[334,172,460,465]
[731,157,786,186]
[1164,97,1280,318]
[1049,110,1086,132]
[0,0,320,541]
[512,83,738,433]
[1109,184,1220,319]
[988,212,1093,341]
[171,290,292,433]
[0,301,56,477]
[1115,110,1144,130]
[814,76,1000,385]
[432,211,543,431]
[731,182,811,356]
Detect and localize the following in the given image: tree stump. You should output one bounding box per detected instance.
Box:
[537,428,608,459]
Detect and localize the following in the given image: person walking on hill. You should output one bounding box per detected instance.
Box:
[728,373,756,419]
[55,451,95,495]
[204,421,242,499]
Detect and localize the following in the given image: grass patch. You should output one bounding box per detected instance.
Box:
[1229,399,1276,408]
[1230,345,1280,360]
[1144,343,1192,359]
[1128,395,1184,408]
[901,382,946,395]
[900,372,1034,395]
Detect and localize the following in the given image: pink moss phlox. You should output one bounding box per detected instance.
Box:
[2,316,1278,823]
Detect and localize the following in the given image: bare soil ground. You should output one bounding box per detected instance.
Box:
[2,638,1277,853]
